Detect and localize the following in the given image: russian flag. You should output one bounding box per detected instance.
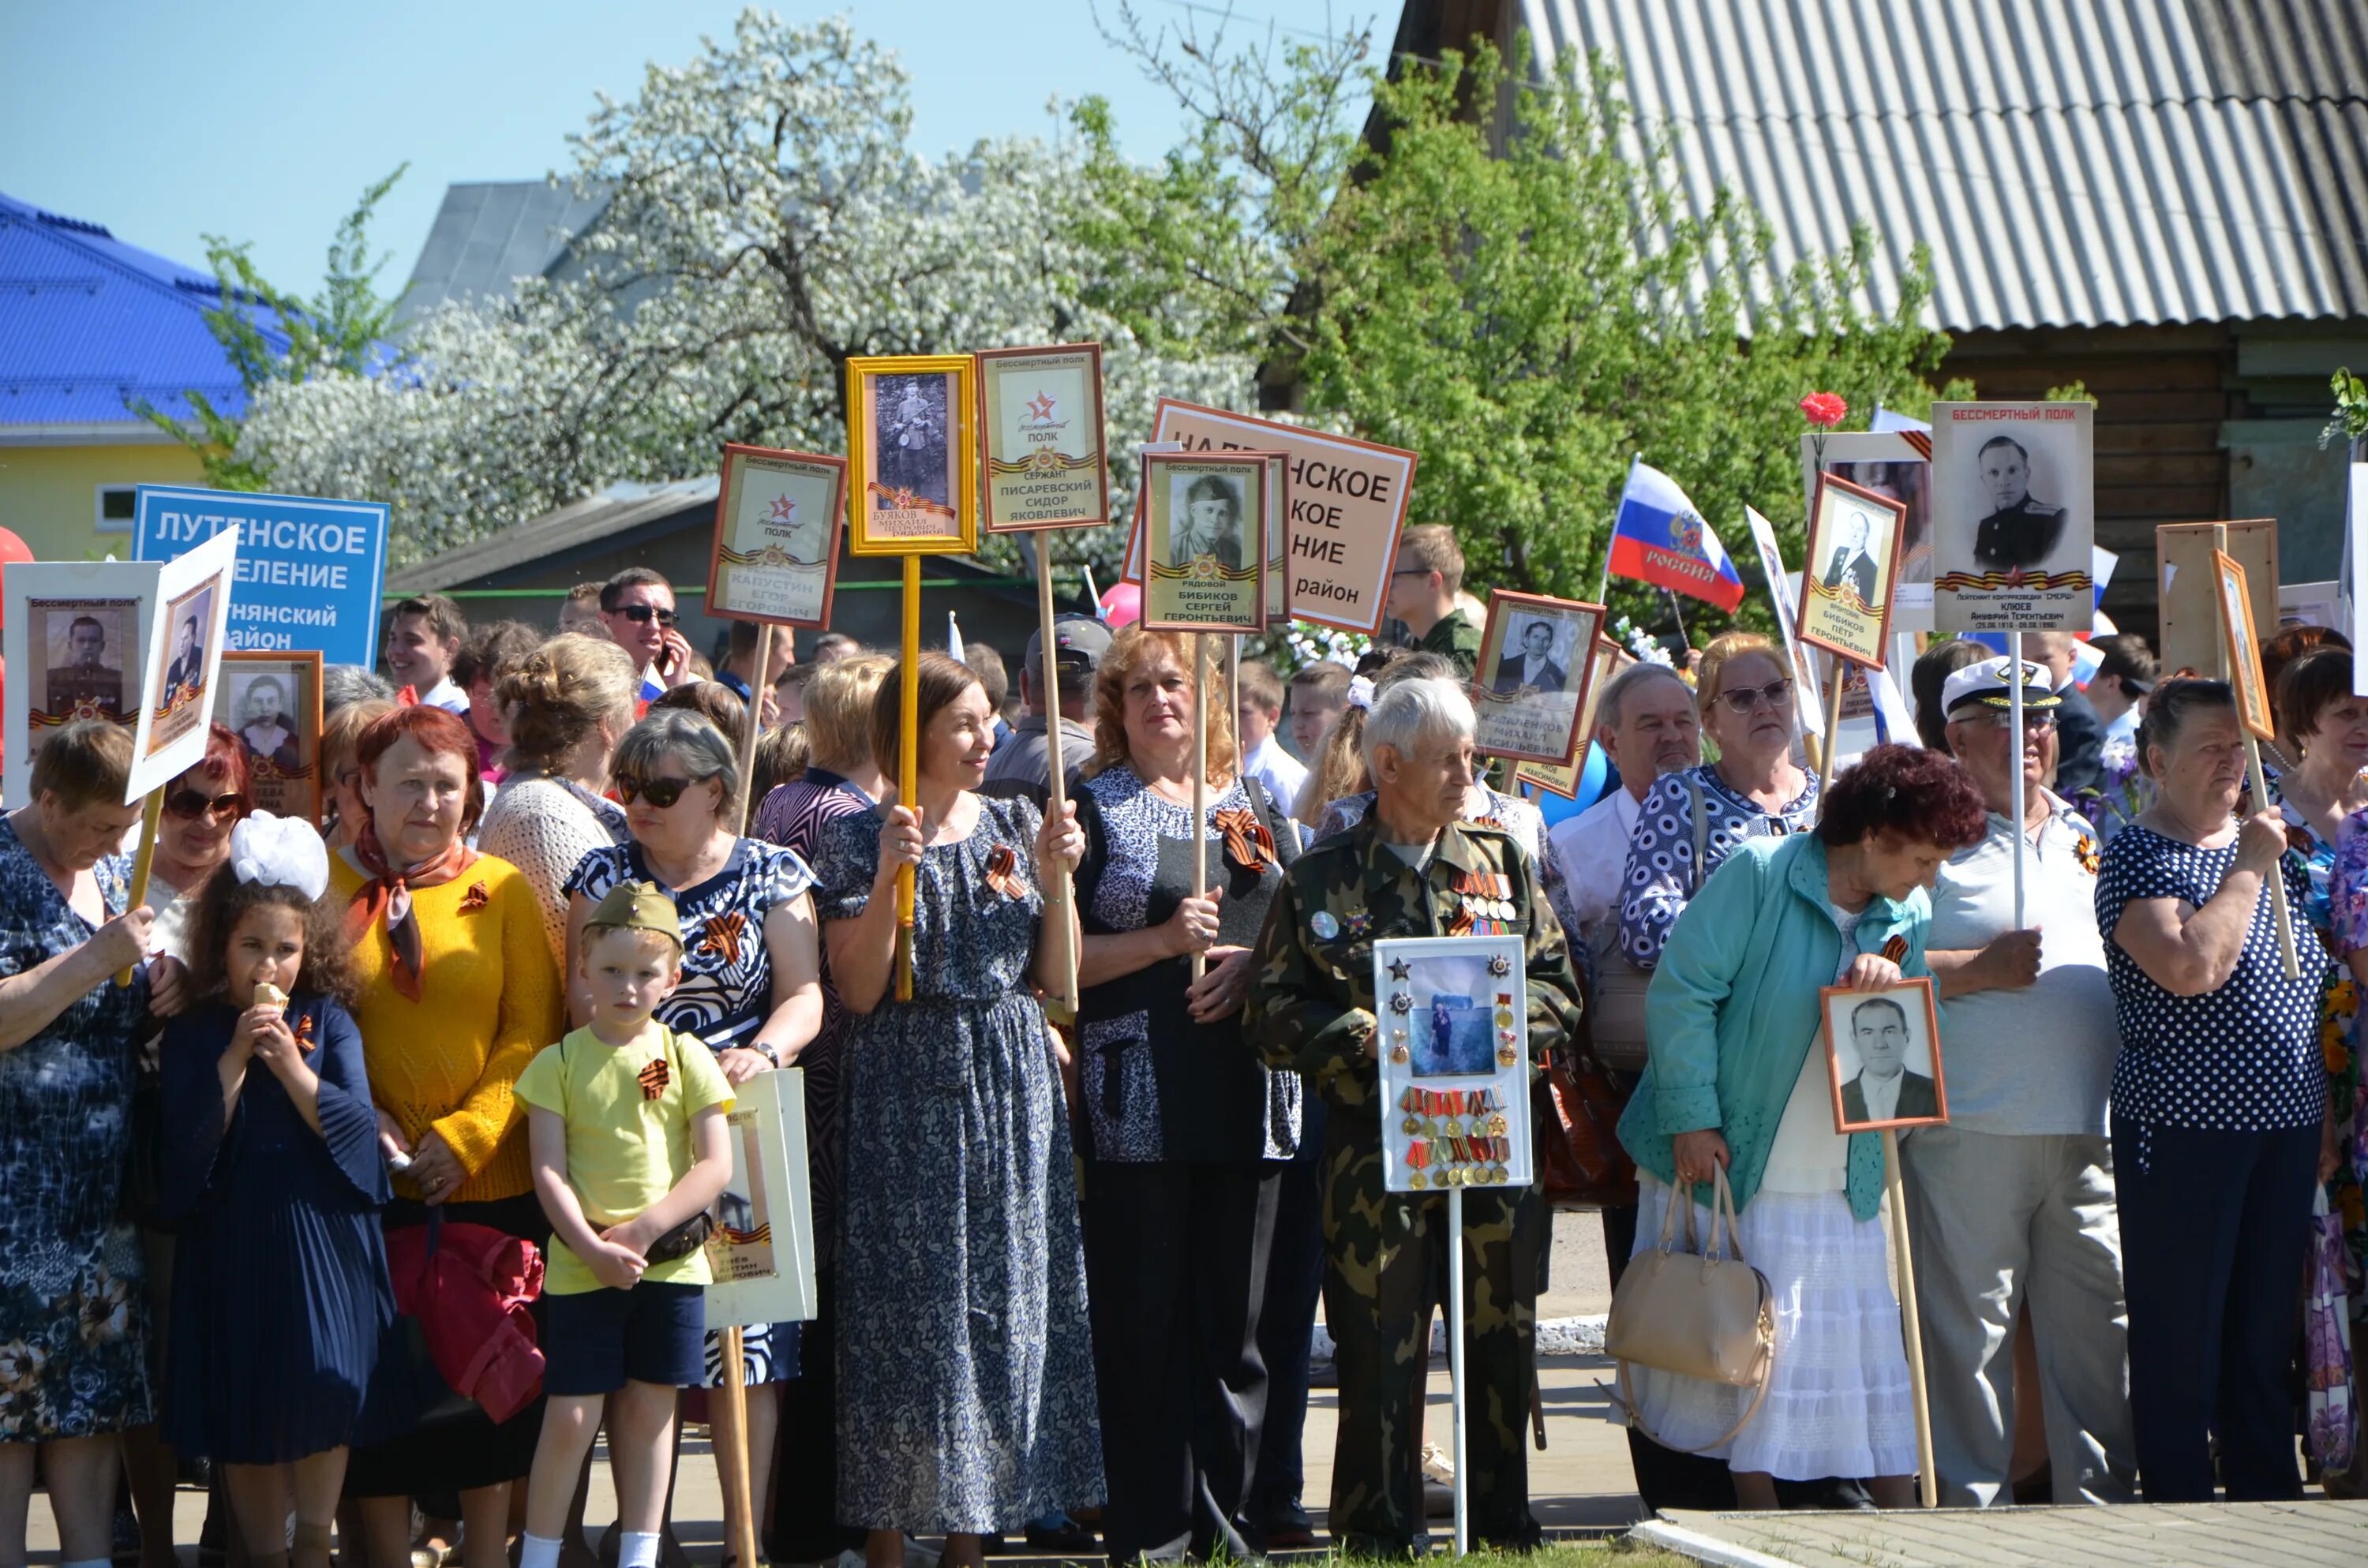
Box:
[1607,458,1746,613]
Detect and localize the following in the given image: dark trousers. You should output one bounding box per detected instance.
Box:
[1082,1158,1280,1562]
[1248,1099,1328,1521]
[2114,1113,2317,1503]
[769,1265,863,1560]
[1602,1200,1740,1513]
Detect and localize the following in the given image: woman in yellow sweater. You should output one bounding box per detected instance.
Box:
[332,704,563,1568]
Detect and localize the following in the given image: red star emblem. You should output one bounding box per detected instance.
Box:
[1025,391,1057,423]
[767,493,796,522]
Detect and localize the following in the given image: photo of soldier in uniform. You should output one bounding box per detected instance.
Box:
[1492,619,1568,694]
[875,372,950,509]
[1167,472,1246,569]
[1972,434,2070,571]
[38,603,130,720]
[1822,978,1947,1132]
[1819,509,1880,602]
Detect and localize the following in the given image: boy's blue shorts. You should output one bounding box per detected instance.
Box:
[542,1279,706,1394]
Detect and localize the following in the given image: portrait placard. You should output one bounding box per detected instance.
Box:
[2213,549,2275,742]
[130,527,238,800]
[1141,452,1266,634]
[1123,399,1417,635]
[703,1068,819,1328]
[1796,472,1907,669]
[1257,450,1291,627]
[707,445,846,628]
[1821,977,1948,1134]
[845,355,977,556]
[1800,430,1932,627]
[1471,591,1606,765]
[1373,935,1534,1193]
[1513,637,1622,796]
[213,651,324,825]
[1930,401,2095,634]
[3,558,157,809]
[976,343,1109,532]
[2159,521,2278,679]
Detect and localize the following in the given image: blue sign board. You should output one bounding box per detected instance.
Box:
[133,485,389,668]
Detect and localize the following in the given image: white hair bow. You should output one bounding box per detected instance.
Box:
[230,811,331,903]
[1347,675,1376,711]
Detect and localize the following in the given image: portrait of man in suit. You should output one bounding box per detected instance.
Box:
[1820,506,1880,604]
[1492,619,1568,694]
[1838,994,1939,1124]
[165,614,204,699]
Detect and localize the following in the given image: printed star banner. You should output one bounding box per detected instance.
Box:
[1606,459,1746,613]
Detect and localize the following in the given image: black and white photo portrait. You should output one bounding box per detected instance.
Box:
[1822,978,1948,1132]
[1972,434,2070,571]
[1493,619,1568,694]
[1168,472,1246,570]
[874,372,951,509]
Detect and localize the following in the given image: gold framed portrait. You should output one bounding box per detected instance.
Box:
[845,354,977,556]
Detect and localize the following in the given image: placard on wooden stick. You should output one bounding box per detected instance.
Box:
[1139,451,1268,634]
[1796,472,1908,671]
[3,559,155,810]
[708,445,848,630]
[1471,590,1605,766]
[2160,520,2277,679]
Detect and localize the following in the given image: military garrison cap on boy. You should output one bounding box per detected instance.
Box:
[584,881,684,950]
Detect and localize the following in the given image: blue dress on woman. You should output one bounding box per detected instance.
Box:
[159,994,394,1461]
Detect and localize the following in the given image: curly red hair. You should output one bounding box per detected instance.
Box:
[177,721,252,806]
[354,705,485,833]
[1815,743,1988,852]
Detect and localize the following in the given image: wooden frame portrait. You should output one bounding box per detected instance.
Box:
[1821,977,1948,1134]
[845,354,977,556]
[1797,471,1908,668]
[976,342,1110,532]
[1512,635,1624,796]
[3,559,155,810]
[2160,520,2277,679]
[1373,934,1534,1192]
[2213,548,2276,741]
[708,444,847,629]
[1471,590,1606,766]
[1141,451,1266,634]
[1800,429,1933,627]
[214,650,324,825]
[131,527,238,796]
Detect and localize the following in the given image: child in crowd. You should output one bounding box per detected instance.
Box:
[515,881,734,1568]
[161,813,392,1568]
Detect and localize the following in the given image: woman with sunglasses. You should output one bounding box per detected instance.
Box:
[1620,631,1820,974]
[561,707,824,1555]
[332,704,564,1568]
[813,653,1099,1568]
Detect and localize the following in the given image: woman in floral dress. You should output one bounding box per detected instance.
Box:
[0,722,161,1559]
[814,653,1100,1568]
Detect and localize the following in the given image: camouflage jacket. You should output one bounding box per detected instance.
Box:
[1246,810,1583,1117]
[1418,608,1484,683]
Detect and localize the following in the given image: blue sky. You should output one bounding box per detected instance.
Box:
[0,0,1372,298]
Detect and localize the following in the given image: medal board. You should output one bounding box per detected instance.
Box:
[1373,934,1534,1194]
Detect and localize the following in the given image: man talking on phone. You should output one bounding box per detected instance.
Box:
[598,567,696,706]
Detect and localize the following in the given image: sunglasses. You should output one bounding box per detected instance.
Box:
[613,773,713,809]
[165,788,247,821]
[615,604,677,627]
[1711,678,1795,716]
[1967,709,2059,733]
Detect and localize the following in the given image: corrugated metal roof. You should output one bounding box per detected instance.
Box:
[394,180,609,326]
[1515,0,2368,330]
[382,476,718,590]
[0,190,286,428]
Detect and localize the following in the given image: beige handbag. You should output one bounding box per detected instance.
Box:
[1604,1166,1777,1454]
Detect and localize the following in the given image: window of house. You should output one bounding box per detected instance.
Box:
[95,485,137,533]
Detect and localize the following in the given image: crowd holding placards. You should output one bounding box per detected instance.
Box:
[4,518,2366,1568]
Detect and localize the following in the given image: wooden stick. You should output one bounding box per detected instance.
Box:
[2209,524,2299,979]
[1447,1184,1470,1556]
[1190,631,1208,984]
[710,1324,762,1568]
[1883,1128,1939,1509]
[115,790,163,986]
[1036,547,1078,1014]
[1815,657,1847,804]
[731,625,771,836]
[896,556,920,1002]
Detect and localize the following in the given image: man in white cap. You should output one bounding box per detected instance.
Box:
[1909,656,2137,1506]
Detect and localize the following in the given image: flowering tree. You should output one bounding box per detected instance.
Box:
[243,10,1253,568]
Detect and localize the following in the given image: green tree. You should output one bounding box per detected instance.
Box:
[1085,18,1965,637]
[138,166,408,491]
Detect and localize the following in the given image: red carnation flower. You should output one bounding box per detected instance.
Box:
[1799,391,1849,428]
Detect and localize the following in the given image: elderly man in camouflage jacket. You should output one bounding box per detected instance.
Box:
[1247,677,1583,1554]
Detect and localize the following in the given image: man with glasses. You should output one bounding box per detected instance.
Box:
[1908,657,2136,1506]
[383,592,471,714]
[601,567,695,705]
[1384,526,1481,681]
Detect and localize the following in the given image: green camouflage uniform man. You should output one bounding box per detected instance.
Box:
[1246,808,1581,1552]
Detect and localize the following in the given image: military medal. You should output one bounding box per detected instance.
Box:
[1389,991,1412,1015]
[1488,953,1512,976]
[1387,957,1411,981]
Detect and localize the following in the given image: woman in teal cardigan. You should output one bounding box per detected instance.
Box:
[1616,746,1988,1509]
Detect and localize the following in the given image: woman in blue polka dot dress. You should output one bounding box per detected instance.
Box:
[2096,678,2329,1503]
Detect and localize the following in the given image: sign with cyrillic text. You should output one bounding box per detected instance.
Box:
[133,485,389,668]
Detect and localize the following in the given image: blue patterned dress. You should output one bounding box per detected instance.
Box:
[0,816,152,1441]
[566,836,815,1386]
[811,796,1103,1532]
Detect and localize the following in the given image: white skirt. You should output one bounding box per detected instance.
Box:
[1621,1175,1916,1480]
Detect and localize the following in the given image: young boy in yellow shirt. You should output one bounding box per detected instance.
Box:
[513,881,734,1568]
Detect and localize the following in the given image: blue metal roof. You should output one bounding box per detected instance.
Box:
[0,189,288,429]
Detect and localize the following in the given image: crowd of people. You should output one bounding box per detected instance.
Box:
[1,519,2362,1568]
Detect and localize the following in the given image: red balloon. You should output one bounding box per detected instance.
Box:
[1100,580,1142,629]
[0,526,28,630]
